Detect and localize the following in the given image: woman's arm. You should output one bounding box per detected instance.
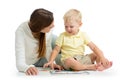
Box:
[15,29,34,72]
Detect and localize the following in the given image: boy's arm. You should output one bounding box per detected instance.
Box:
[87,41,110,66]
[87,41,105,59]
[49,45,61,62]
[43,45,61,69]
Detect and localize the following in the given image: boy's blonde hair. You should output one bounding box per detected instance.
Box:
[63,9,82,23]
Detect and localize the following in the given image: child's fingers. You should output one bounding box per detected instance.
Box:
[51,63,54,70]
[43,63,49,68]
[57,65,63,70]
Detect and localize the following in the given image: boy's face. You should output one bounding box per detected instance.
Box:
[64,21,82,35]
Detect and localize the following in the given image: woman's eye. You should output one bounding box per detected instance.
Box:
[65,26,68,28]
[70,26,74,28]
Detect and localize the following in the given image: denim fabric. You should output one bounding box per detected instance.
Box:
[33,57,48,67]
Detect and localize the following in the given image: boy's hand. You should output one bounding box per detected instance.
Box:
[43,61,54,70]
[43,62,63,70]
[100,57,110,67]
[53,64,63,70]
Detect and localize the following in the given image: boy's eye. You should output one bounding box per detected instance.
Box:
[65,26,74,28]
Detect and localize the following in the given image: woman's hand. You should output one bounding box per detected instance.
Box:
[26,67,39,75]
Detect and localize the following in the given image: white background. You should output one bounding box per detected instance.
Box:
[0,0,120,80]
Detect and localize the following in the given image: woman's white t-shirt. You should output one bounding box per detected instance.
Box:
[15,21,52,72]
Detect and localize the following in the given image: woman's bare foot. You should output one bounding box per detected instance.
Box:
[96,61,112,71]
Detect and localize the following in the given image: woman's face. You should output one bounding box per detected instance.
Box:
[40,21,54,33]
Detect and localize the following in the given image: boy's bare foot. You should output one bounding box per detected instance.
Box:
[96,61,112,71]
[86,64,97,71]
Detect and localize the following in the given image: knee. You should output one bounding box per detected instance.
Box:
[91,53,97,58]
[64,58,74,66]
[90,53,97,62]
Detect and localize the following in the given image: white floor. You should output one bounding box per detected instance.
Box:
[13,64,119,80]
[1,48,119,80]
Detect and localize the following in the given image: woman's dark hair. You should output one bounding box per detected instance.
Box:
[29,8,54,58]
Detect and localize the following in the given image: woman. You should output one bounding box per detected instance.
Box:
[15,8,61,75]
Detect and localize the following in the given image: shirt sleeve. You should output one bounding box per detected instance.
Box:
[82,32,91,45]
[55,33,64,47]
[15,29,34,72]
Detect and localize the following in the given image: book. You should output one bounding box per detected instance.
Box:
[50,70,89,74]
